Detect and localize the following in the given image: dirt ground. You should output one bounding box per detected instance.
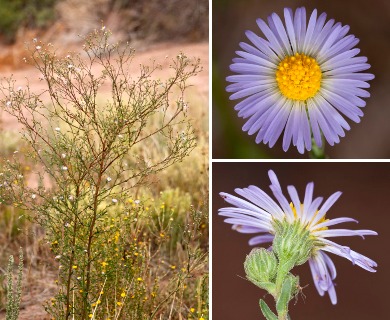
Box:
[0,40,208,320]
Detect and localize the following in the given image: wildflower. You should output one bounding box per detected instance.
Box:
[36,46,41,50]
[121,292,126,297]
[134,199,140,204]
[190,308,195,313]
[112,198,118,204]
[6,101,11,107]
[219,170,377,304]
[137,277,143,282]
[61,153,66,158]
[117,301,122,306]
[61,166,68,171]
[72,265,78,270]
[31,194,36,199]
[106,176,112,182]
[227,7,374,154]
[55,127,61,132]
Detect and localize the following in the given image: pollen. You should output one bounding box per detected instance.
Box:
[276,53,322,101]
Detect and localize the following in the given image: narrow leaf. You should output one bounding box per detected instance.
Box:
[276,276,293,315]
[259,299,278,320]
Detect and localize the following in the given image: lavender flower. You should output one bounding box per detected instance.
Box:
[226,7,374,153]
[219,170,377,304]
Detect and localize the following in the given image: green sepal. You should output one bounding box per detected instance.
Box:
[259,299,278,320]
[276,276,294,316]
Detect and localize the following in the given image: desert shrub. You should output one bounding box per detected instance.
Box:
[0,28,207,319]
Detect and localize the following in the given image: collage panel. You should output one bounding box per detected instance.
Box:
[0,1,209,319]
[213,0,390,159]
[213,162,388,319]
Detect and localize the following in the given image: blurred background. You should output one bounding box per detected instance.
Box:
[213,162,390,319]
[213,0,390,159]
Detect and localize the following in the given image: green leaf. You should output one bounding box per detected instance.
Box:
[276,276,293,315]
[259,299,278,320]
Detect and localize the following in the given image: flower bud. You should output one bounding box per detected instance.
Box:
[244,248,278,293]
[273,219,314,267]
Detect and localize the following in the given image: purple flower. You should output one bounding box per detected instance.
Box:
[219,170,377,304]
[226,7,374,154]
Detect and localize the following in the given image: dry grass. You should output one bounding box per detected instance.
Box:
[0,40,208,319]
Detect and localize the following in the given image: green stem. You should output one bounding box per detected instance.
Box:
[309,135,327,159]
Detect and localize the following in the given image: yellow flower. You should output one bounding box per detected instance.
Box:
[101,261,108,267]
[170,265,176,270]
[137,277,143,282]
[121,292,126,298]
[117,301,122,306]
[72,265,78,269]
[88,314,92,318]
[190,308,195,313]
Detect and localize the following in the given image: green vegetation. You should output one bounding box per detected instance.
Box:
[0,29,208,319]
[0,0,57,43]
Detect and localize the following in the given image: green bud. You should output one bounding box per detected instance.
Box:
[273,219,314,267]
[244,248,278,293]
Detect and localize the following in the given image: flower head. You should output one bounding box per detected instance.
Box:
[226,7,374,153]
[218,170,377,304]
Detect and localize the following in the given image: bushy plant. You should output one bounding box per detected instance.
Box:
[0,28,207,319]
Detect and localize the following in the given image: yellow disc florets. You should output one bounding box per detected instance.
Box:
[276,53,322,101]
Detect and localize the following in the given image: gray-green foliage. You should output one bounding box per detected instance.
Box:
[0,28,202,319]
[5,248,23,320]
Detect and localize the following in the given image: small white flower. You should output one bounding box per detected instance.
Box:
[134,200,140,204]
[66,55,71,59]
[77,276,82,280]
[36,46,41,50]
[112,199,118,203]
[118,134,124,139]
[106,177,112,182]
[68,64,74,69]
[68,195,74,201]
[6,101,11,107]
[17,86,23,91]
[61,166,68,171]
[55,255,61,260]
[55,127,61,132]
[65,223,70,227]
[31,194,36,199]
[61,153,66,158]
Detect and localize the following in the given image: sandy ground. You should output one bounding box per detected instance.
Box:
[0,40,208,320]
[1,41,208,132]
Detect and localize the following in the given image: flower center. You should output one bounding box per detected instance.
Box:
[276,53,322,101]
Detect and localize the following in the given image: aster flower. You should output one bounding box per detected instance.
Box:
[218,170,377,304]
[226,7,374,154]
